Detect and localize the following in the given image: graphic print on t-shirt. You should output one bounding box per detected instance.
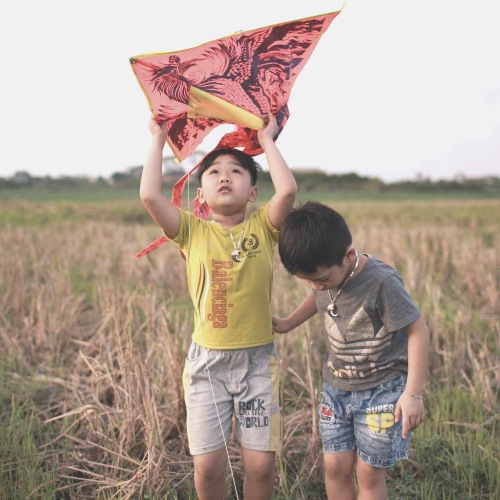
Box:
[326,306,404,380]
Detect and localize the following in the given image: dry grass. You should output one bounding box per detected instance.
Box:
[0,198,499,498]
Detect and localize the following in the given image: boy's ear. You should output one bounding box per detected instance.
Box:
[248,186,258,202]
[345,246,355,261]
[197,187,205,203]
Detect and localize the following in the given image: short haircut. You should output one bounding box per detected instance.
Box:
[279,201,352,275]
[197,147,262,186]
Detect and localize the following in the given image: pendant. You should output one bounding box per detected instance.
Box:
[231,249,243,263]
[327,303,338,318]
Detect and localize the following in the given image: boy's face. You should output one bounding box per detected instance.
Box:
[197,154,257,212]
[294,259,351,292]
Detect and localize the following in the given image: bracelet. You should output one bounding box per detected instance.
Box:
[404,390,424,400]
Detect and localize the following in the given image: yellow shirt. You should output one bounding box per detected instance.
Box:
[171,203,279,349]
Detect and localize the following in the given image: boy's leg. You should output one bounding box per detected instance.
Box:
[317,381,357,499]
[352,375,410,500]
[233,343,280,499]
[183,343,235,498]
[323,450,356,500]
[241,448,276,500]
[355,460,387,500]
[193,448,228,500]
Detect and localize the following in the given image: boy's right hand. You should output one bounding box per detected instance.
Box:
[148,117,167,139]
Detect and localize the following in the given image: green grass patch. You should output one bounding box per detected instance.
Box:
[388,384,500,499]
[0,359,60,499]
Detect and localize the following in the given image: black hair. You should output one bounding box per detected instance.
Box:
[197,147,262,185]
[278,201,352,275]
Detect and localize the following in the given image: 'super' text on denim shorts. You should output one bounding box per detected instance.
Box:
[317,375,411,468]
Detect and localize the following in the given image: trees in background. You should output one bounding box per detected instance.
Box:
[1,168,499,194]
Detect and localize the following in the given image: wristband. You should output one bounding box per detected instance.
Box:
[404,390,424,400]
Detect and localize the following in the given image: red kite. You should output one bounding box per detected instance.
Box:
[131,8,343,257]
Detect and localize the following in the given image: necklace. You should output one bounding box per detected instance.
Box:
[215,220,246,262]
[327,250,359,318]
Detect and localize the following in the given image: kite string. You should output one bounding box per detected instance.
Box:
[186,120,240,499]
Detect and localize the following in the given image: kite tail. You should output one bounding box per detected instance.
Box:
[134,236,169,258]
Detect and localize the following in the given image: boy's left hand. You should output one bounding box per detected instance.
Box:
[395,393,424,438]
[272,315,290,334]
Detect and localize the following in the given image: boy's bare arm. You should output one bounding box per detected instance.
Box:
[272,292,318,333]
[405,316,429,397]
[395,316,430,438]
[140,118,181,238]
[258,113,297,229]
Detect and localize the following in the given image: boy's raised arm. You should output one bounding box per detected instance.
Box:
[140,118,181,238]
[258,113,298,229]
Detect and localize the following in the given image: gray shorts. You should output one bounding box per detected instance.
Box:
[182,341,281,455]
[318,375,411,468]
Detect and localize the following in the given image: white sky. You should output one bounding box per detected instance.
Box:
[1,0,499,182]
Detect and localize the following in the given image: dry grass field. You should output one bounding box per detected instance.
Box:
[0,196,499,499]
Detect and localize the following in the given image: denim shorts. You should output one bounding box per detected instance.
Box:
[182,341,280,455]
[317,375,411,468]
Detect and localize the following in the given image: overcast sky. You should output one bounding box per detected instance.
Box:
[1,0,499,182]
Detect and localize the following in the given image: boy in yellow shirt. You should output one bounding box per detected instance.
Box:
[140,113,297,500]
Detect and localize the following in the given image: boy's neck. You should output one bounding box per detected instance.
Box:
[211,212,246,228]
[352,252,367,277]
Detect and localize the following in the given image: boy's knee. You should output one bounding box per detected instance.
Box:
[324,451,356,481]
[246,464,275,483]
[355,460,387,489]
[242,449,276,483]
[193,449,227,482]
[195,464,225,485]
[325,463,352,483]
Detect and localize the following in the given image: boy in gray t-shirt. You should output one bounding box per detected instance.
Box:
[273,201,430,500]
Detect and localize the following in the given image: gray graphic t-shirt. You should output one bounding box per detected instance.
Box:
[314,254,421,391]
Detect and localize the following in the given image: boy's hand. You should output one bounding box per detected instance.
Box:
[272,316,290,334]
[257,111,278,145]
[395,393,425,438]
[148,117,167,139]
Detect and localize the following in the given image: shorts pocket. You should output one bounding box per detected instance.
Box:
[380,374,406,393]
[185,341,204,362]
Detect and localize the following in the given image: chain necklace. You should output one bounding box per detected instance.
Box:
[215,219,246,262]
[327,250,359,318]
